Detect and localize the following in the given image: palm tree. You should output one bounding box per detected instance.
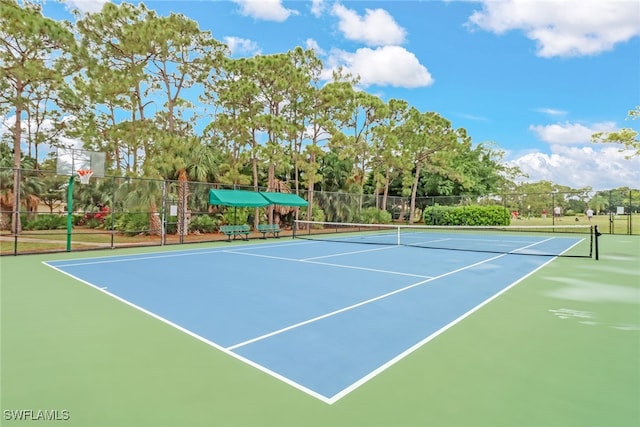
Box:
[154,135,218,237]
[313,191,355,223]
[0,150,44,231]
[115,177,164,236]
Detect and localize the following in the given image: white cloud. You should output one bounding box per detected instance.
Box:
[310,0,326,18]
[1,115,82,159]
[331,3,407,47]
[510,120,640,189]
[509,145,640,190]
[457,113,489,122]
[468,0,640,57]
[305,38,325,56]
[529,121,617,145]
[233,0,298,22]
[323,46,433,88]
[224,37,261,56]
[63,0,109,14]
[534,108,568,117]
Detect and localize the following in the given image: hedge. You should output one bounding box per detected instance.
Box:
[423,205,510,226]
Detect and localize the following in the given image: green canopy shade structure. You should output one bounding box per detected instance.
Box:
[259,192,309,207]
[208,189,270,207]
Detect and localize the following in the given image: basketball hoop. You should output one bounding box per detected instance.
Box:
[76,169,94,185]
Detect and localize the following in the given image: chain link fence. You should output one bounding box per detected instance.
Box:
[1,167,638,255]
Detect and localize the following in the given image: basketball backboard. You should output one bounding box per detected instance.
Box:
[56,147,105,178]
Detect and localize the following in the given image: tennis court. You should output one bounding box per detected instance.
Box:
[2,224,639,426]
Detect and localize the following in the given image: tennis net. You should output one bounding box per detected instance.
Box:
[293,220,601,259]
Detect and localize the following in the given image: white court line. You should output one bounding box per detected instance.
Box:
[301,245,397,261]
[225,250,432,279]
[222,250,301,263]
[48,240,317,268]
[303,259,431,278]
[43,234,574,405]
[226,236,558,353]
[328,250,562,403]
[42,261,333,404]
[226,251,511,351]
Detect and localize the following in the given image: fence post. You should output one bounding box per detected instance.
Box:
[161,179,166,246]
[11,168,20,255]
[110,176,115,249]
[552,190,556,227]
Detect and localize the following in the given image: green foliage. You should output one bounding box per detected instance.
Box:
[188,214,219,233]
[85,218,102,229]
[358,207,392,224]
[423,205,510,226]
[165,218,177,235]
[112,212,150,236]
[72,214,85,226]
[300,204,326,224]
[221,207,252,225]
[23,214,67,230]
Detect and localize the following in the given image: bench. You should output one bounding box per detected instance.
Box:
[256,223,281,239]
[220,224,250,241]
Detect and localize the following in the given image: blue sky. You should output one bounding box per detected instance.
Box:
[29,1,640,189]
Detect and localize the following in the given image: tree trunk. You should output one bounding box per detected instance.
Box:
[409,163,421,225]
[149,200,162,236]
[177,169,189,237]
[306,151,316,226]
[383,169,390,212]
[267,163,275,224]
[307,186,314,225]
[251,135,260,229]
[12,81,24,235]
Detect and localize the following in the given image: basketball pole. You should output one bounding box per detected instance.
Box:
[66,174,75,252]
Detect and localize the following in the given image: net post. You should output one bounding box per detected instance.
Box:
[594,225,601,260]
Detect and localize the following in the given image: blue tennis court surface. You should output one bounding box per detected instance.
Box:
[44,234,584,403]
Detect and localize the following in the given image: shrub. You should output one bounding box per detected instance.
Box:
[300,205,326,227]
[73,214,85,226]
[85,218,102,229]
[423,205,510,226]
[359,207,392,224]
[23,214,67,230]
[101,213,121,230]
[221,207,253,225]
[114,212,149,236]
[189,215,219,233]
[165,219,177,235]
[83,206,110,227]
